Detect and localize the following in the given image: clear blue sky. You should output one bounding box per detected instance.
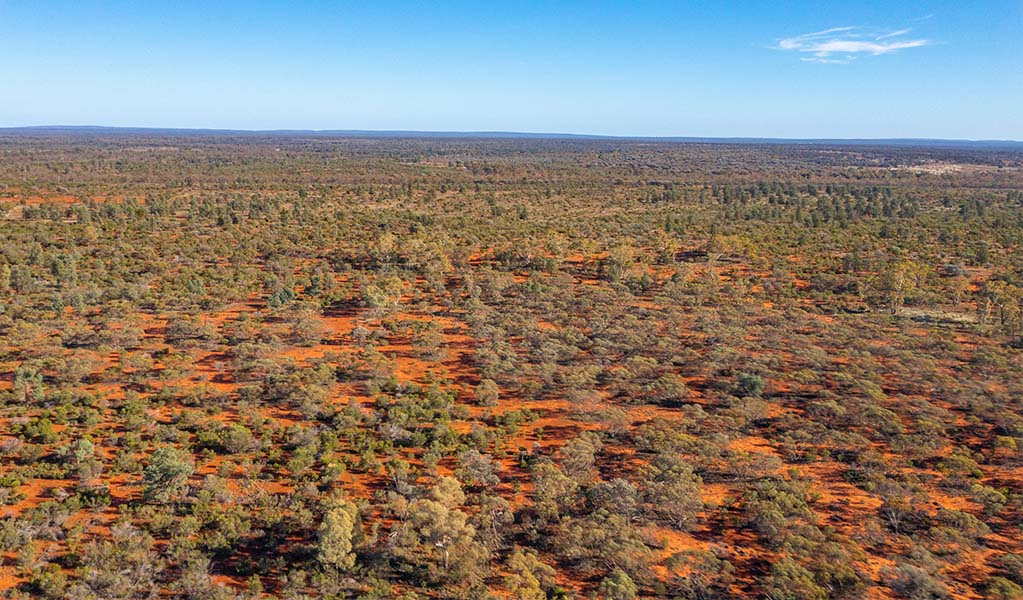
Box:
[2,1,1020,139]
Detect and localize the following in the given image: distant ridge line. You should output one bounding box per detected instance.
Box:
[1,125,1020,149]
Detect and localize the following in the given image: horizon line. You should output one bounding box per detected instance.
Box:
[1,125,1021,147]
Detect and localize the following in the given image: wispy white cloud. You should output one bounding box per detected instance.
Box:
[776,26,932,63]
[877,28,912,40]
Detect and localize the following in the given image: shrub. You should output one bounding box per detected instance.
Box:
[317,501,359,571]
[142,447,194,503]
[598,568,638,600]
[735,373,764,398]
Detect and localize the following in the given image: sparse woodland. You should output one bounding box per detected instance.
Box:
[0,133,1021,599]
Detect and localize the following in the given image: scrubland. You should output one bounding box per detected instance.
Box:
[0,134,1021,599]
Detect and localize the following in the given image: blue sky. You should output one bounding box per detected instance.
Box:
[1,1,1020,139]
